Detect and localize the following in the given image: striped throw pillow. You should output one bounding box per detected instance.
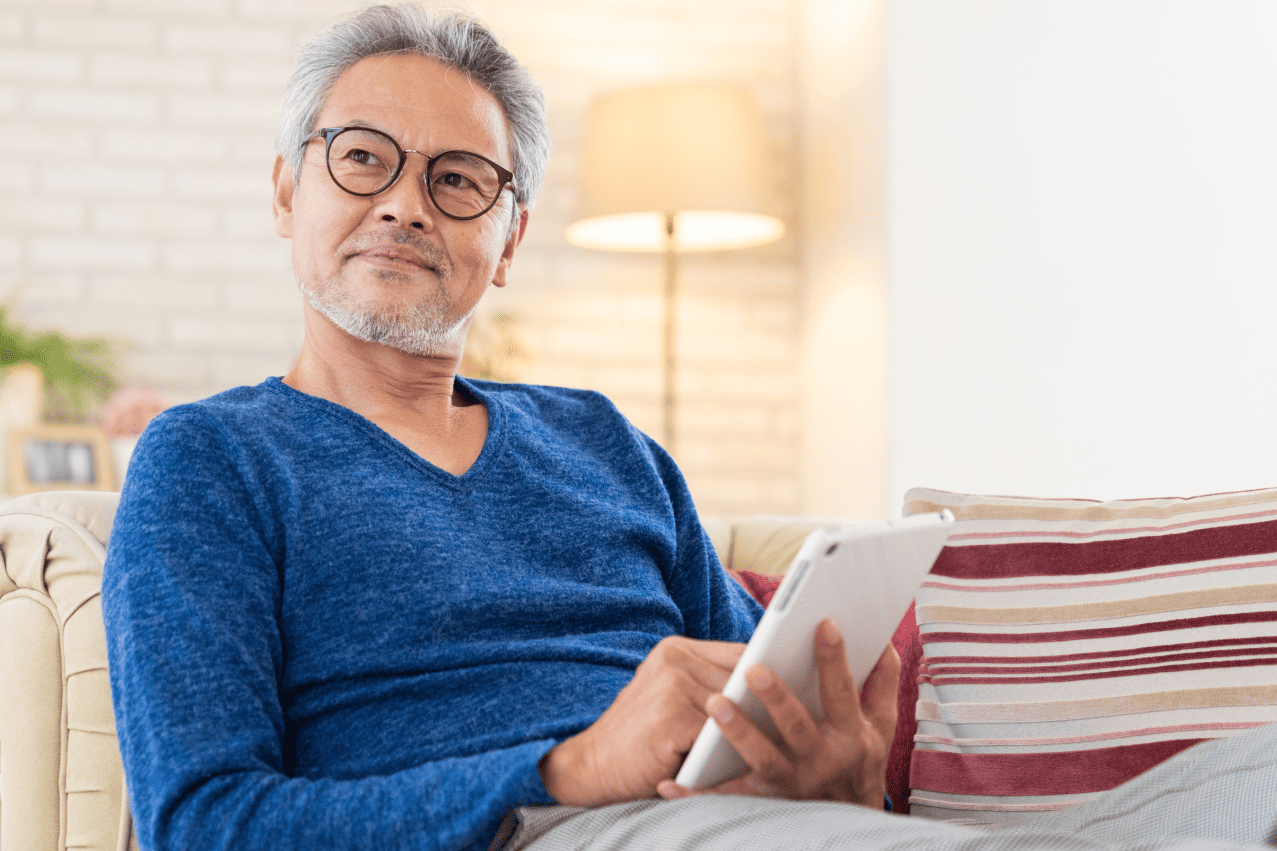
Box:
[902,486,1277,825]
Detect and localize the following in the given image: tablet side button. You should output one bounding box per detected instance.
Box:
[775,560,810,612]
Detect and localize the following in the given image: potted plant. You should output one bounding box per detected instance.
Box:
[0,306,117,423]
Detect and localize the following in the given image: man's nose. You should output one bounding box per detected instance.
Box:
[372,154,435,230]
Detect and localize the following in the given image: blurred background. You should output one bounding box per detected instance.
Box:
[2,0,1275,518]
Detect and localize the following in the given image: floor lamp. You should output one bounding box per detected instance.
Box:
[565,81,784,457]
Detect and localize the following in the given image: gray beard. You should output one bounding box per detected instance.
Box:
[299,276,474,357]
[298,236,471,357]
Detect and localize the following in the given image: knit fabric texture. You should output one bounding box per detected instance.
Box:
[102,377,762,851]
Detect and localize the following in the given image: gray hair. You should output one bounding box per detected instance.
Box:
[275,4,550,210]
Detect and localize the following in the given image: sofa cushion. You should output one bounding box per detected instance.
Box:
[722,516,852,577]
[902,486,1277,825]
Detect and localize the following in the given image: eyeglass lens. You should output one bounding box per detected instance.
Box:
[325,127,507,219]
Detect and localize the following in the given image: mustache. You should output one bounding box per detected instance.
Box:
[343,230,451,275]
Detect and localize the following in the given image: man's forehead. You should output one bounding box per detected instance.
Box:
[318,53,510,150]
[336,53,486,97]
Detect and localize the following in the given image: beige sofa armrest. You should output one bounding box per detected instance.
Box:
[707,515,851,576]
[0,491,132,851]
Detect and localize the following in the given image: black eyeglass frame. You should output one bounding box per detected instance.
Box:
[310,126,517,222]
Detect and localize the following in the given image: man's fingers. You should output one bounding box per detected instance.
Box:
[646,637,744,695]
[658,630,899,807]
[814,619,864,732]
[657,776,775,800]
[683,638,749,669]
[705,692,796,782]
[543,637,750,806]
[656,779,692,800]
[859,643,901,736]
[744,664,821,757]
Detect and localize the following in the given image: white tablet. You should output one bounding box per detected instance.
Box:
[674,511,954,790]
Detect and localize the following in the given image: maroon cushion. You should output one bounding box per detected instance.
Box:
[729,569,920,812]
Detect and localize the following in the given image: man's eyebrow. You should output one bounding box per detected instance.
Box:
[336,119,383,131]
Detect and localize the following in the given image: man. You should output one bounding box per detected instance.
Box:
[103,6,1277,851]
[104,6,896,849]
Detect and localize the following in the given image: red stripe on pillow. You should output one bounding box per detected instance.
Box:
[931,519,1277,579]
[922,610,1277,645]
[926,636,1277,664]
[910,739,1203,796]
[927,646,1277,674]
[920,656,1277,686]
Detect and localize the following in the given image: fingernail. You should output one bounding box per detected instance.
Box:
[658,780,688,800]
[746,667,772,690]
[709,697,735,723]
[818,620,841,646]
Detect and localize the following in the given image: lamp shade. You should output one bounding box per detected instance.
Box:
[566,81,784,253]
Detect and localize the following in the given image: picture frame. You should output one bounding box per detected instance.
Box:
[6,425,116,495]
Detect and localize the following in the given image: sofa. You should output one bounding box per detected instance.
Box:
[4,485,1275,850]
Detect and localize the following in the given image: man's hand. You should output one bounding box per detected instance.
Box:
[655,620,899,808]
[538,636,745,806]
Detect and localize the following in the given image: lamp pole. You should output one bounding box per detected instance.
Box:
[662,212,678,456]
[566,82,784,458]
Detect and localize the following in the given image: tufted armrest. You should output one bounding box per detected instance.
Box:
[0,490,132,851]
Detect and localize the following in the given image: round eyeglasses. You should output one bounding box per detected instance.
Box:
[310,126,516,221]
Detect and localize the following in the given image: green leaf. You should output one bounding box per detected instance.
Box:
[0,306,117,419]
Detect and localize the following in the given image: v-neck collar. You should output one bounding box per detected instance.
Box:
[264,376,504,488]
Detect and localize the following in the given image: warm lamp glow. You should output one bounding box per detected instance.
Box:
[566,81,784,254]
[565,210,784,253]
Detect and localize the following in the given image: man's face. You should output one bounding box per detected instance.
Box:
[272,53,525,358]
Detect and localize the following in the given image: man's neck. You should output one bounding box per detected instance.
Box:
[283,310,488,476]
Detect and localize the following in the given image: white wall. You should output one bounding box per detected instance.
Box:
[889,0,1277,507]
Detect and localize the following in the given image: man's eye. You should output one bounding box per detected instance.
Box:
[346,148,381,166]
[435,171,476,191]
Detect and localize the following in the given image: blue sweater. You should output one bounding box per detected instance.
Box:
[102,377,762,851]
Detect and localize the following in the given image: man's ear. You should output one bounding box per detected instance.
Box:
[492,208,528,289]
[272,155,295,238]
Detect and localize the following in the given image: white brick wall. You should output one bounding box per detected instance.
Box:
[30,12,159,51]
[0,47,84,81]
[2,0,804,518]
[91,203,218,237]
[101,128,228,163]
[30,86,161,122]
[91,53,215,89]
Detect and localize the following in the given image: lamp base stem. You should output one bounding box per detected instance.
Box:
[662,212,678,457]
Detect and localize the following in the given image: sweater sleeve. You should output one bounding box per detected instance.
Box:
[102,411,555,851]
[634,428,764,643]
